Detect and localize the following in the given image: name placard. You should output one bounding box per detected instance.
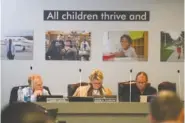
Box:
[94,97,117,103]
[46,98,68,103]
[44,10,150,21]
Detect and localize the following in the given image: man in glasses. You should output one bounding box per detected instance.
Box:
[120,71,157,102]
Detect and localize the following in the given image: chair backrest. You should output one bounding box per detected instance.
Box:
[9,85,28,104]
[67,82,89,96]
[118,80,136,102]
[118,81,151,102]
[9,85,51,104]
[158,81,176,92]
[43,86,51,95]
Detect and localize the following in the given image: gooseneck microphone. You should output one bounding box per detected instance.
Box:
[177,70,181,99]
[129,69,133,102]
[30,66,34,89]
[79,68,82,97]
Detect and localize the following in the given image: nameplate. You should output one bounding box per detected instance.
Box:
[94,98,117,103]
[140,95,147,103]
[46,98,68,103]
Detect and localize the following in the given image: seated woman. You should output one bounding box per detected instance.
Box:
[22,74,49,102]
[73,69,112,97]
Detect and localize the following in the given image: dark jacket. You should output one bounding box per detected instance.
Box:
[120,83,157,102]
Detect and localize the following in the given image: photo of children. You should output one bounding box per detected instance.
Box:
[0,30,34,60]
[45,31,91,61]
[160,31,184,62]
[103,31,148,61]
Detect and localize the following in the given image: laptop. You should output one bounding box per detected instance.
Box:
[37,95,63,102]
[68,96,94,102]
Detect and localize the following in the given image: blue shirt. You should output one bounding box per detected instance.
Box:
[21,87,49,102]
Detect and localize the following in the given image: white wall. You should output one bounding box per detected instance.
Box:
[1,0,184,107]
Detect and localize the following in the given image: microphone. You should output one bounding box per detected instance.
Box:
[130,69,132,73]
[29,65,34,89]
[79,68,82,97]
[129,69,133,102]
[177,70,181,99]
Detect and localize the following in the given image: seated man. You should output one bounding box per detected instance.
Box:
[120,71,157,102]
[22,74,49,102]
[149,91,184,123]
[73,69,112,97]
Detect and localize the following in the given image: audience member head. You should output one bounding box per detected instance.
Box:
[158,81,176,92]
[135,71,148,92]
[1,102,53,123]
[120,34,132,50]
[149,91,183,123]
[89,69,104,90]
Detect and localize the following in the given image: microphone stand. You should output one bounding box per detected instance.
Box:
[79,69,82,97]
[177,70,181,99]
[129,69,132,102]
[30,66,34,90]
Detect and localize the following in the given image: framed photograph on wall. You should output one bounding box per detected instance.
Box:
[45,30,91,61]
[160,31,184,62]
[103,31,148,62]
[0,30,34,60]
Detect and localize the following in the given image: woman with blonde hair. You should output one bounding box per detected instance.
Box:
[73,69,112,97]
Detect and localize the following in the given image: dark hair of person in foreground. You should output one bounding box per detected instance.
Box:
[1,102,53,123]
[149,91,183,123]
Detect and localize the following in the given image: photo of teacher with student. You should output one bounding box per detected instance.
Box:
[113,34,137,58]
[103,31,148,61]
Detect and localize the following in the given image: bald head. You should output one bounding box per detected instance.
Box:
[150,91,183,122]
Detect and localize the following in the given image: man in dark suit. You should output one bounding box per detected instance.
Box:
[120,71,157,102]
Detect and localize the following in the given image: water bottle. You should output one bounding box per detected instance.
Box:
[17,87,22,102]
[28,87,33,102]
[24,87,32,102]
